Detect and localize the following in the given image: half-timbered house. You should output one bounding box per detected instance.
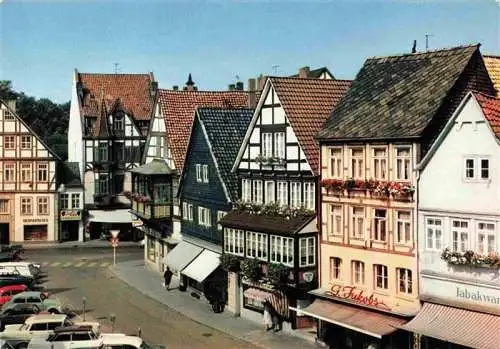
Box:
[219,77,351,331]
[311,45,495,349]
[134,76,249,272]
[68,70,156,240]
[0,99,60,243]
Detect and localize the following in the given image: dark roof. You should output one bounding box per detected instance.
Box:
[60,162,82,187]
[290,66,334,79]
[130,158,174,175]
[196,107,254,201]
[317,44,481,140]
[475,92,500,139]
[158,89,249,172]
[268,77,352,174]
[93,94,110,138]
[219,211,315,235]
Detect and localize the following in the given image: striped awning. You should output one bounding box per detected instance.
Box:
[243,288,273,302]
[265,290,290,320]
[400,303,500,349]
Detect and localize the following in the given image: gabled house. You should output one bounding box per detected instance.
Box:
[313,44,495,349]
[0,99,60,243]
[219,76,351,330]
[135,76,250,272]
[164,107,253,299]
[399,92,500,349]
[68,70,156,240]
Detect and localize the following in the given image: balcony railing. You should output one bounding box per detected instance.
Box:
[132,201,171,219]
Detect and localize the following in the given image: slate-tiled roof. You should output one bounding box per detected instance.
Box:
[289,66,334,79]
[219,211,315,235]
[60,162,82,187]
[475,92,500,139]
[484,55,500,97]
[269,77,352,174]
[196,107,254,201]
[93,95,110,138]
[159,89,249,172]
[317,44,481,140]
[78,73,154,121]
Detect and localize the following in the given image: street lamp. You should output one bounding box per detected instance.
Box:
[110,230,120,265]
[82,296,87,321]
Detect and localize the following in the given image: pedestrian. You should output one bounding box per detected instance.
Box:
[163,267,173,290]
[263,302,273,331]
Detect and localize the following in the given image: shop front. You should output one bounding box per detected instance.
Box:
[59,209,83,241]
[23,219,49,241]
[87,209,136,240]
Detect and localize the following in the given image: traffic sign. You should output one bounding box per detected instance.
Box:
[111,237,119,248]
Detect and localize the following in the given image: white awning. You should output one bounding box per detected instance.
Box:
[88,210,134,224]
[182,249,221,283]
[162,241,203,274]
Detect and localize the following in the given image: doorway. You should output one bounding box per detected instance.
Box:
[0,223,10,245]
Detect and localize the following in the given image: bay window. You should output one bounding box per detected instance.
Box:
[224,228,244,256]
[299,237,315,266]
[270,235,294,266]
[246,232,268,260]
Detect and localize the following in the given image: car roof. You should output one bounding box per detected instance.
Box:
[13,291,42,298]
[26,314,67,323]
[53,325,96,333]
[0,284,26,290]
[102,334,143,347]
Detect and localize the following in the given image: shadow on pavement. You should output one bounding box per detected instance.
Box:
[45,287,75,295]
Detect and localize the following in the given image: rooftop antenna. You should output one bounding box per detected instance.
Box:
[272,65,280,75]
[425,34,433,52]
[114,62,120,74]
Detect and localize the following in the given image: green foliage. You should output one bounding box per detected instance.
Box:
[240,258,261,281]
[220,254,241,272]
[267,263,291,285]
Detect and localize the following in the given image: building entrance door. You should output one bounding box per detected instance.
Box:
[0,223,9,245]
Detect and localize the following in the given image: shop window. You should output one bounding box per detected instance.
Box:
[243,288,265,313]
[147,238,155,261]
[24,225,48,241]
[37,197,49,215]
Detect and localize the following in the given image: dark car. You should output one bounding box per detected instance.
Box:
[0,274,38,289]
[0,303,41,330]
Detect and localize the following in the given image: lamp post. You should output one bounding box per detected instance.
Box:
[82,296,87,321]
[110,230,120,265]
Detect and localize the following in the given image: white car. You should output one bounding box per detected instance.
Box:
[27,325,104,349]
[102,334,164,349]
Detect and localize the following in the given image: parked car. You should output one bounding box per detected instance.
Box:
[0,274,38,289]
[2,292,63,314]
[0,285,28,306]
[102,334,164,349]
[27,324,103,349]
[0,264,43,280]
[0,304,41,331]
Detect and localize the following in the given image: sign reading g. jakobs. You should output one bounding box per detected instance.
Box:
[325,283,391,311]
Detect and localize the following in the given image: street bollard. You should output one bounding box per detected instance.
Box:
[82,297,87,321]
[109,313,116,333]
[137,327,142,338]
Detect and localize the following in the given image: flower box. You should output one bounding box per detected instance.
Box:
[441,247,500,268]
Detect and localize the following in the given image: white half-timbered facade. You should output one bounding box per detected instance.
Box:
[0,100,59,243]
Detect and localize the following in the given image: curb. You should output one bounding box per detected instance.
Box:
[22,243,143,250]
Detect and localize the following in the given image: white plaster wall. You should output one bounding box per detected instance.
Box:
[68,72,84,176]
[84,171,95,204]
[419,97,500,215]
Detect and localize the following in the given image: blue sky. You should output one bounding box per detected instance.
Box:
[1,0,499,103]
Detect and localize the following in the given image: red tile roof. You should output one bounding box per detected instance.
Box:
[269,77,352,174]
[158,89,249,171]
[78,73,154,121]
[475,92,500,139]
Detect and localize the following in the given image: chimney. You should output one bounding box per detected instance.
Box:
[411,40,417,53]
[150,81,158,98]
[235,82,244,91]
[257,75,266,90]
[7,100,16,112]
[299,66,310,78]
[173,85,179,91]
[248,78,257,108]
[185,73,195,91]
[228,84,235,91]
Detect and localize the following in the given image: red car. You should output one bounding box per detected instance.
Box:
[0,284,28,306]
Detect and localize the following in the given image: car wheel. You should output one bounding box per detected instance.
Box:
[48,308,59,314]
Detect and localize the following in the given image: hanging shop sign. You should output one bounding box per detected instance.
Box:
[325,283,391,311]
[60,210,82,221]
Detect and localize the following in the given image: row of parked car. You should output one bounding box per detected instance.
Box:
[0,245,164,349]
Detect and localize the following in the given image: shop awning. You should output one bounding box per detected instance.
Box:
[399,303,500,349]
[243,288,273,302]
[181,249,221,283]
[290,299,407,339]
[88,209,134,224]
[162,241,203,274]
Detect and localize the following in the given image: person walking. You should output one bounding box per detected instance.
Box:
[263,302,273,331]
[163,267,173,290]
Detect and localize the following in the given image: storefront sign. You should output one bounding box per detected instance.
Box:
[325,283,391,311]
[132,220,143,227]
[60,210,81,221]
[302,272,314,282]
[456,286,500,305]
[23,218,48,224]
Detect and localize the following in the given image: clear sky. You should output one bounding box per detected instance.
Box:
[1,0,499,103]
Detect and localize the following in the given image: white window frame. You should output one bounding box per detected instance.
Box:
[4,135,15,150]
[270,235,294,267]
[464,158,475,180]
[0,199,8,214]
[3,109,14,120]
[196,164,202,182]
[274,132,285,159]
[217,211,227,231]
[372,147,387,180]
[198,206,211,227]
[395,211,412,244]
[477,222,496,254]
[397,268,413,295]
[182,202,188,219]
[395,146,412,181]
[451,219,469,252]
[374,264,388,290]
[464,156,490,181]
[351,206,365,238]
[303,182,315,210]
[4,163,15,182]
[246,231,268,260]
[252,180,263,204]
[242,179,251,202]
[290,182,301,208]
[328,147,343,179]
[351,260,365,285]
[20,163,32,182]
[277,181,288,206]
[37,197,49,215]
[188,204,194,222]
[21,135,31,150]
[262,133,273,158]
[71,194,80,209]
[37,163,48,182]
[224,228,244,256]
[20,197,32,215]
[327,204,343,236]
[299,237,315,267]
[202,164,209,183]
[373,209,387,242]
[60,194,69,210]
[330,257,342,280]
[425,217,443,251]
[350,148,364,179]
[264,181,275,204]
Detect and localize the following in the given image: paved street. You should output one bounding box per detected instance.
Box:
[22,247,259,349]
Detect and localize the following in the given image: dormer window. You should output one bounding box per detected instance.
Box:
[85,117,96,135]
